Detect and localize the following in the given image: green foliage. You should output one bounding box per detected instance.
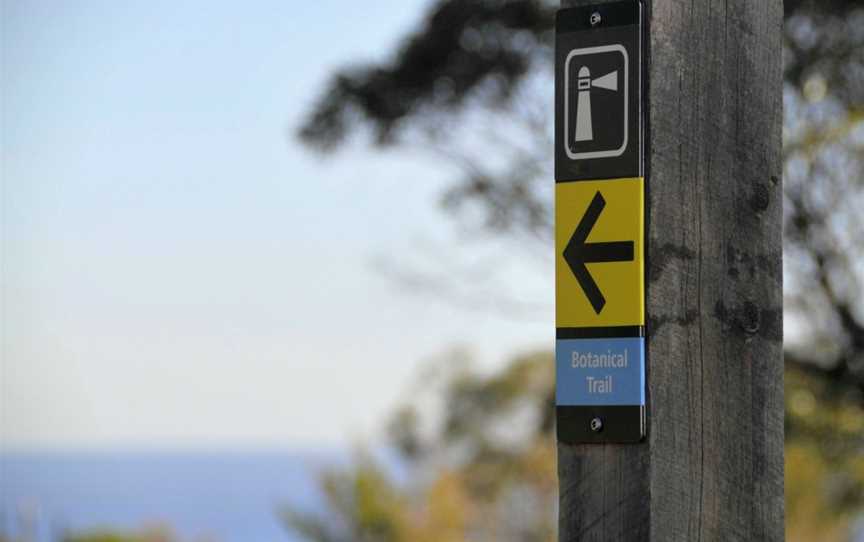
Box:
[1,529,174,542]
[61,527,176,542]
[64,536,147,542]
[786,365,864,541]
[283,351,557,542]
[284,456,412,542]
[285,351,864,542]
[297,0,555,151]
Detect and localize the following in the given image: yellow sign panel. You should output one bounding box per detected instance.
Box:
[556,177,644,328]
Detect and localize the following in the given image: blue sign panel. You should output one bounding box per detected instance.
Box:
[556,337,644,406]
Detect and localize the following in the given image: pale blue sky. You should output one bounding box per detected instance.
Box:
[1,0,552,450]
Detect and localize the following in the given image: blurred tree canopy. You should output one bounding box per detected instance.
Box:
[0,525,178,542]
[61,532,174,542]
[292,0,864,540]
[0,527,176,542]
[285,351,558,542]
[284,351,864,541]
[299,0,864,392]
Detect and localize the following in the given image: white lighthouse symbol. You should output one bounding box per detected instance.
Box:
[574,65,619,142]
[564,44,629,160]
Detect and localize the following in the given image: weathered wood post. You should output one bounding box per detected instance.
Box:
[554,1,784,540]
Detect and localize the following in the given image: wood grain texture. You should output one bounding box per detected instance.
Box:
[557,1,784,540]
[647,0,784,539]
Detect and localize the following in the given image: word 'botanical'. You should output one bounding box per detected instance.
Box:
[571,349,629,368]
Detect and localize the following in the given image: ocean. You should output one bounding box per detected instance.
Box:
[7,450,864,542]
[1,450,343,542]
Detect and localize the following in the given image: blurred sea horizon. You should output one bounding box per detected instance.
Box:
[1,449,345,542]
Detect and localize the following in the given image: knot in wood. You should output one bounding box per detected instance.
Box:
[751,183,771,212]
[740,301,761,334]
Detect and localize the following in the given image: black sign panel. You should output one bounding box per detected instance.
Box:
[554,2,646,446]
[555,2,642,182]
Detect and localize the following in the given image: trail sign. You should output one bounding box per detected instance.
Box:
[555,2,641,181]
[557,337,645,442]
[557,337,644,406]
[556,178,644,329]
[555,2,645,444]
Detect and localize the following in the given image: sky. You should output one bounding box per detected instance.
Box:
[1,0,552,450]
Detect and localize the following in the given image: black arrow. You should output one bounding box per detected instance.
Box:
[563,191,634,315]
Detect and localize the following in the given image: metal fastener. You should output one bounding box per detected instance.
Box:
[590,417,604,432]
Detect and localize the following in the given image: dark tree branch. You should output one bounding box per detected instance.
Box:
[298,0,556,150]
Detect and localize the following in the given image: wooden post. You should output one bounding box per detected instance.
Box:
[556,1,784,540]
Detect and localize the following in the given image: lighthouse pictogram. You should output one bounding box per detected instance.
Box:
[562,44,629,161]
[574,66,619,142]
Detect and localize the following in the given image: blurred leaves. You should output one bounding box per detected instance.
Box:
[783,1,864,108]
[782,1,864,395]
[786,364,864,541]
[298,0,555,151]
[299,1,864,384]
[299,0,864,400]
[286,352,864,541]
[0,524,190,542]
[285,458,474,542]
[284,352,557,542]
[285,455,410,542]
[61,527,178,542]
